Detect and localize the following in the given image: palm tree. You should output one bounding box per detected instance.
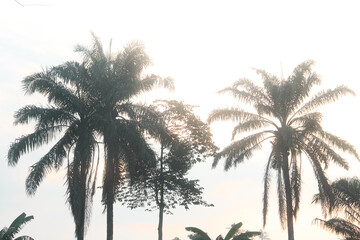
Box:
[186,222,260,240]
[74,33,174,240]
[313,177,360,240]
[0,213,34,240]
[207,60,359,240]
[7,62,99,240]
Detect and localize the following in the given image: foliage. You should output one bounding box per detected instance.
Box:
[8,60,99,239]
[208,60,359,240]
[73,33,174,240]
[117,100,217,240]
[0,213,34,240]
[117,100,217,213]
[8,33,173,240]
[186,222,260,240]
[313,177,360,240]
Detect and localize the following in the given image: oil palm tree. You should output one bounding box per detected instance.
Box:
[0,213,34,240]
[186,222,260,240]
[7,62,99,240]
[313,177,360,240]
[208,60,359,240]
[74,33,174,240]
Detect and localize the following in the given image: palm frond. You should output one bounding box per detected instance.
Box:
[213,132,271,170]
[217,87,261,106]
[232,118,272,140]
[314,218,360,239]
[296,85,355,115]
[14,105,76,129]
[208,108,276,127]
[304,146,335,216]
[277,167,286,229]
[263,151,273,227]
[305,134,350,170]
[139,75,175,92]
[316,130,359,161]
[25,126,76,195]
[290,151,301,218]
[8,126,64,166]
[288,112,323,127]
[22,71,85,111]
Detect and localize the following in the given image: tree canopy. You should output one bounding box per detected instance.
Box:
[208,60,359,240]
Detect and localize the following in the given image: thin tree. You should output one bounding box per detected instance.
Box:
[7,62,99,240]
[313,177,360,240]
[208,60,359,240]
[0,213,34,240]
[74,33,174,240]
[117,100,217,240]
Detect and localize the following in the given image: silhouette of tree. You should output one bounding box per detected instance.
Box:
[117,100,217,240]
[74,33,173,240]
[8,61,99,240]
[208,60,359,240]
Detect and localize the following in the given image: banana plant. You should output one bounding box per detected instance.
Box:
[186,222,260,240]
[0,213,34,240]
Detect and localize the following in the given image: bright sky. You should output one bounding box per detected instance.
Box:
[1,0,360,239]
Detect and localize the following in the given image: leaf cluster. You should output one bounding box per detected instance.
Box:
[117,100,217,213]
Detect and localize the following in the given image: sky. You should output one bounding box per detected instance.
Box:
[1,0,360,239]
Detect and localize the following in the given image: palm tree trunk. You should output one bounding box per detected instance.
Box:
[282,149,295,240]
[158,144,165,240]
[105,146,115,240]
[78,161,86,240]
[107,199,113,240]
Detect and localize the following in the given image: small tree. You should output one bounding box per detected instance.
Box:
[117,100,217,240]
[0,213,34,240]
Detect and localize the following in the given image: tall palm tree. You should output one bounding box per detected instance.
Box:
[313,177,360,240]
[0,213,34,240]
[208,60,359,240]
[7,62,99,240]
[74,33,174,240]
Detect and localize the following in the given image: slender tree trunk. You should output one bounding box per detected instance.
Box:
[105,144,115,240]
[78,160,86,240]
[107,200,113,240]
[282,149,294,240]
[158,144,165,240]
[158,203,164,240]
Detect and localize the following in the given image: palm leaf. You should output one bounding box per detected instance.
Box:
[296,85,355,115]
[213,132,271,170]
[314,218,360,239]
[8,126,64,166]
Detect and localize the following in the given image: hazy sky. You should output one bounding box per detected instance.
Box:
[1,0,360,239]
